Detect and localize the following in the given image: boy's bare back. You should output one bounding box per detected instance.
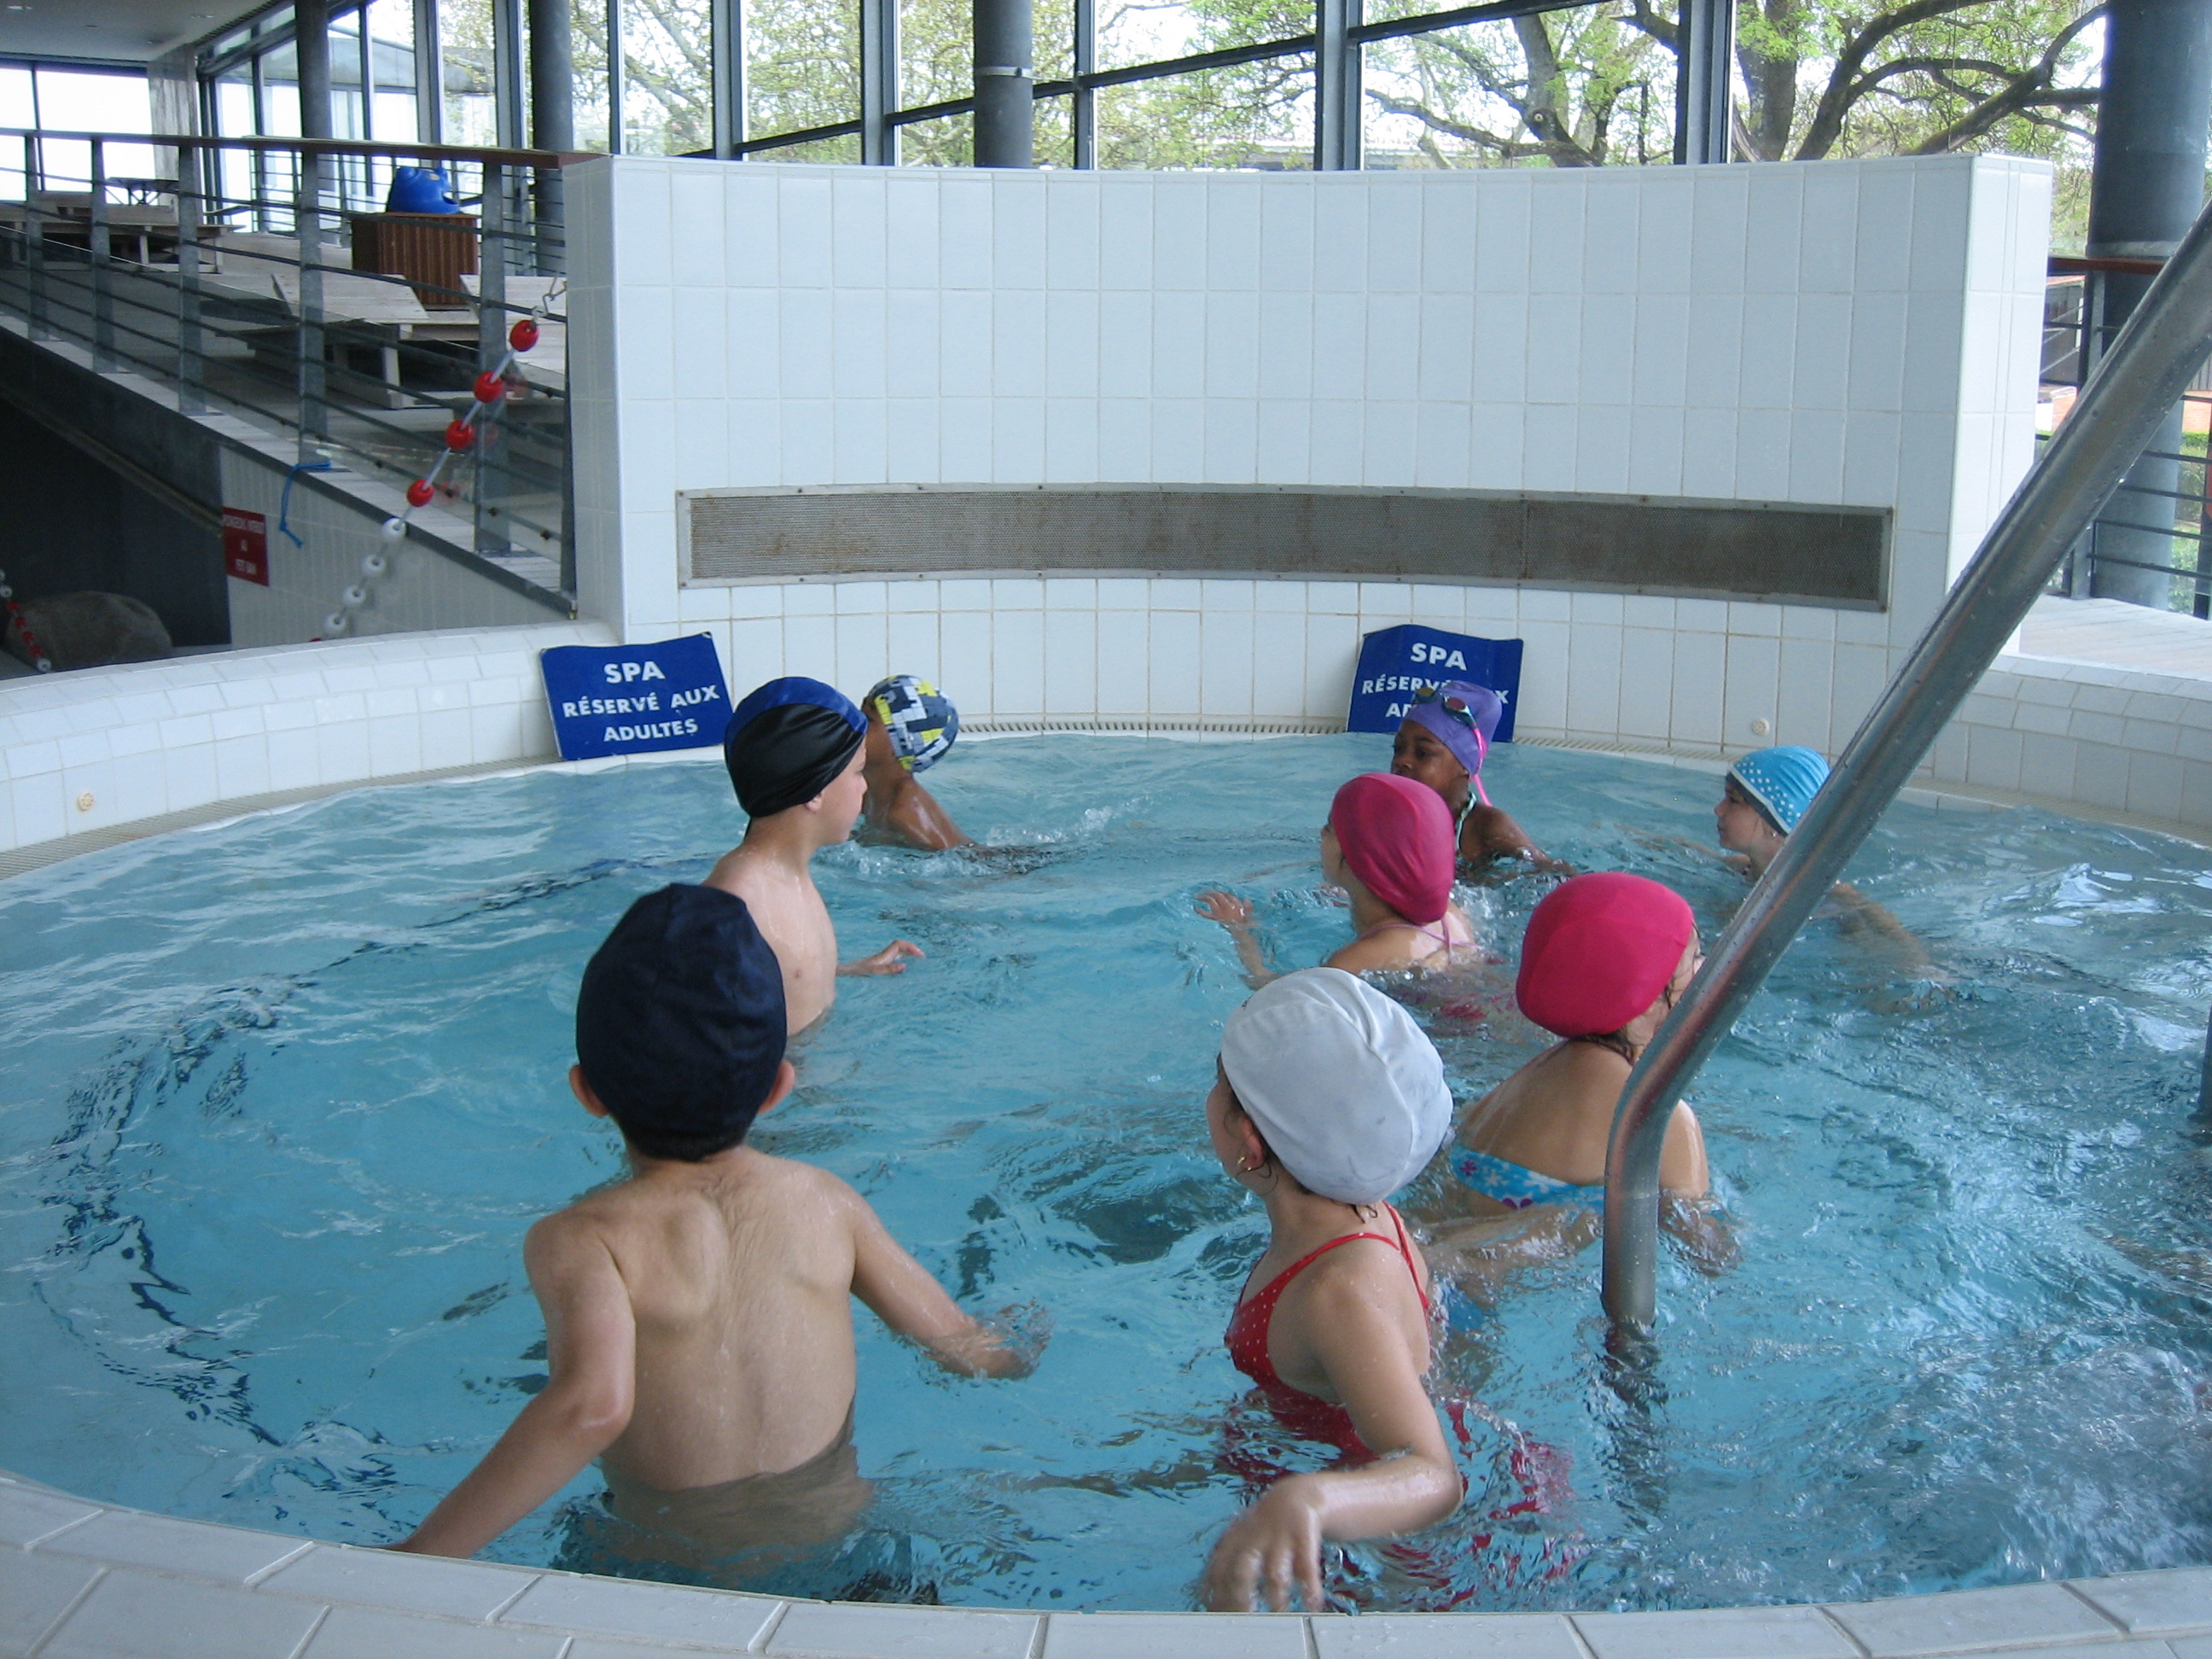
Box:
[538,1148,868,1489]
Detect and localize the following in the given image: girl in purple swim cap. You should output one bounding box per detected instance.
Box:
[1390,681,1563,873]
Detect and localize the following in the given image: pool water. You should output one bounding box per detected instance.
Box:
[4,734,2212,1613]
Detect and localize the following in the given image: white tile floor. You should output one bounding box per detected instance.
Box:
[6,1474,2209,1659]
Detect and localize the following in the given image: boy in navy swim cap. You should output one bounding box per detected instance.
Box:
[857,674,975,852]
[393,885,1044,1565]
[708,676,923,1034]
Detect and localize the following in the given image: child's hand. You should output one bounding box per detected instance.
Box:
[1196,890,1255,929]
[1203,1477,1328,1611]
[841,940,925,976]
[928,1301,1052,1379]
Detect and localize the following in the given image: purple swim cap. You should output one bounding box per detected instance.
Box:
[1403,681,1504,806]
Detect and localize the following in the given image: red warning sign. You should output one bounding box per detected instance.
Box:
[223,508,270,585]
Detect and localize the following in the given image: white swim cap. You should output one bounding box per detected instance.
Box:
[1220,968,1453,1205]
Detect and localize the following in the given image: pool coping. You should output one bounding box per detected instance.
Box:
[7,1470,2211,1659]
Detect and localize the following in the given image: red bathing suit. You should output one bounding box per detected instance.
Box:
[1223,1205,1430,1458]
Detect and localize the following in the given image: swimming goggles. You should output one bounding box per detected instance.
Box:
[1411,684,1490,803]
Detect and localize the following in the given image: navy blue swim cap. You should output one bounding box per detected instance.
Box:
[724,677,866,819]
[575,884,787,1161]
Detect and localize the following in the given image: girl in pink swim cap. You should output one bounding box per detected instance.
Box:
[1416,872,1733,1294]
[1198,773,1480,985]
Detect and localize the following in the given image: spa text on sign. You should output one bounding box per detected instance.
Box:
[539,635,732,760]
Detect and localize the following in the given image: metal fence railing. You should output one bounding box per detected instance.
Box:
[2041,256,2209,618]
[0,128,579,611]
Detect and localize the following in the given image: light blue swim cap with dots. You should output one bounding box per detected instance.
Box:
[1728,745,1830,834]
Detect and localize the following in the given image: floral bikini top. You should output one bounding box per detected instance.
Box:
[1224,1205,1430,1458]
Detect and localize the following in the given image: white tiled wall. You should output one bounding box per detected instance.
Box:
[568,151,2052,766]
[0,622,603,853]
[1931,653,2212,830]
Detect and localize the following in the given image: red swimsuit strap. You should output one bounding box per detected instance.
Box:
[1231,1204,1431,1365]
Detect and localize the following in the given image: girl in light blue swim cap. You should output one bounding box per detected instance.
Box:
[1715,745,1830,881]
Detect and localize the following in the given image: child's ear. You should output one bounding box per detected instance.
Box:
[569,1064,611,1119]
[755,1058,798,1116]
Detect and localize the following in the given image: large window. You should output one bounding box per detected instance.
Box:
[0,61,155,198]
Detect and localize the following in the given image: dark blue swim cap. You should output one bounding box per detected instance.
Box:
[575,884,787,1160]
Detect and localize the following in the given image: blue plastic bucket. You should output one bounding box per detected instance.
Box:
[386,166,458,214]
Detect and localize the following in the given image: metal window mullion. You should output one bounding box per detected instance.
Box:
[608,0,626,153]
[177,141,206,413]
[297,148,328,457]
[1673,0,1732,166]
[860,0,897,165]
[415,0,443,142]
[493,0,525,148]
[1313,0,1359,170]
[1072,0,1093,167]
[713,0,742,157]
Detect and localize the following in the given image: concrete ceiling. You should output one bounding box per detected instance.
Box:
[0,0,266,65]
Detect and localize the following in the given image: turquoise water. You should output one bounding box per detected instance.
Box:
[3,734,2211,1611]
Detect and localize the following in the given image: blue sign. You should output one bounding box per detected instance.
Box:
[541,634,731,762]
[1348,624,1523,742]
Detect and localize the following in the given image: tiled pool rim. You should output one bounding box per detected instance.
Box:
[7,1470,2212,1659]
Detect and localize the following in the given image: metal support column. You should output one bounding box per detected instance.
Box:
[297,0,334,141]
[88,137,113,371]
[1673,0,1732,165]
[2085,0,2212,608]
[711,0,742,157]
[1071,0,1096,168]
[476,160,511,562]
[1314,0,1361,171]
[23,137,44,341]
[527,0,571,272]
[974,0,1033,168]
[860,0,899,166]
[1600,194,2212,1335]
[415,0,444,143]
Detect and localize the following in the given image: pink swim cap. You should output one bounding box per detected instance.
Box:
[1516,873,1695,1039]
[1328,772,1456,926]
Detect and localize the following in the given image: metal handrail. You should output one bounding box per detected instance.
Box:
[0,127,586,169]
[1600,191,2212,1333]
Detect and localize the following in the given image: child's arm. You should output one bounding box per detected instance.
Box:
[1460,805,1569,872]
[1202,1272,1460,1611]
[1196,891,1277,987]
[843,1185,1044,1378]
[1658,1104,1738,1273]
[391,1217,637,1558]
[890,782,975,852]
[840,939,926,976]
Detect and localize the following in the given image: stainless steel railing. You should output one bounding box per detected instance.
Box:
[1602,191,2212,1333]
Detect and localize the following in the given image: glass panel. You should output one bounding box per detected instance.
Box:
[0,68,26,201]
[568,0,614,152]
[331,11,367,139]
[1094,0,1306,75]
[35,67,152,132]
[1094,55,1311,167]
[210,71,259,218]
[898,109,969,166]
[1359,10,1676,168]
[1033,90,1073,168]
[745,0,859,138]
[621,0,713,154]
[899,0,968,112]
[261,44,304,136]
[441,0,498,146]
[749,131,862,163]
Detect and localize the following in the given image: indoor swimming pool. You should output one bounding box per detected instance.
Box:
[3,734,2209,1614]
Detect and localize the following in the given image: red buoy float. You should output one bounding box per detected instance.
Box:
[509,317,539,352]
[406,478,434,508]
[474,370,507,405]
[445,418,475,451]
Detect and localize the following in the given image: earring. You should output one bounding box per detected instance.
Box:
[1237,1155,1261,1173]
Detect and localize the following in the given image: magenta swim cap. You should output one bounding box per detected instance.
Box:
[1329,772,1457,926]
[1516,873,1695,1039]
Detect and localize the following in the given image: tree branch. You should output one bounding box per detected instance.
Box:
[1905,3,2105,154]
[1794,0,2026,160]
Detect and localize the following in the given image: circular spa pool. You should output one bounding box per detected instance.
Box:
[3,734,2211,1615]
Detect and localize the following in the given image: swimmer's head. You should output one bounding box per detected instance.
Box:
[1325,771,1456,926]
[724,677,867,825]
[1393,681,1503,809]
[573,884,790,1161]
[1516,872,1697,1041]
[1214,968,1452,1206]
[1722,746,1830,842]
[863,675,959,774]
